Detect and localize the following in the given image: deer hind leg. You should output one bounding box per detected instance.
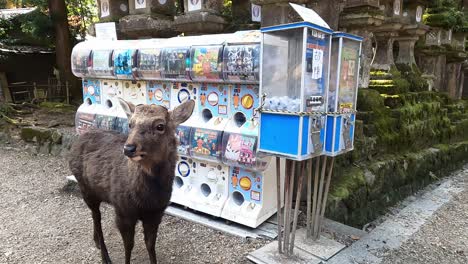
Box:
[142,213,164,264]
[84,199,112,264]
[115,213,137,264]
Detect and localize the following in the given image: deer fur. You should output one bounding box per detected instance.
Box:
[69,99,195,264]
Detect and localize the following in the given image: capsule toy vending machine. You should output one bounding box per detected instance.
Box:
[71,42,95,134]
[185,41,231,217]
[216,31,281,227]
[258,13,333,160]
[324,32,362,156]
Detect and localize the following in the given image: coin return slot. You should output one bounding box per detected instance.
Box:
[234,112,246,127]
[105,99,113,108]
[232,191,245,206]
[174,176,183,188]
[202,109,213,122]
[201,183,211,197]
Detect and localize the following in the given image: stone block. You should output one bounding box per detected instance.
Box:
[97,0,129,22]
[119,14,177,38]
[174,12,226,35]
[129,0,176,16]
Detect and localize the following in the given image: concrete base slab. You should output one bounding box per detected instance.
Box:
[247,241,322,264]
[165,204,279,239]
[294,228,346,260]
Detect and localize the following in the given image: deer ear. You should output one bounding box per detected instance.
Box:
[117,98,136,119]
[171,100,195,126]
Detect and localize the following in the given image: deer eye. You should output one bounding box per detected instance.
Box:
[156,124,165,132]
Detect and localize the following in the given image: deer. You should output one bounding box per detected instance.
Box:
[69,98,195,264]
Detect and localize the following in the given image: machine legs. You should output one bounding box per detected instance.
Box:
[276,156,336,256]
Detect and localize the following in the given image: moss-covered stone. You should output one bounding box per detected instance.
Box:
[327,141,468,227]
[20,127,62,145]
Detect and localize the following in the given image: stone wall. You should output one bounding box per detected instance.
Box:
[326,88,468,227]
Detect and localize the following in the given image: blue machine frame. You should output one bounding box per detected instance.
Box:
[323,32,363,156]
[258,22,333,161]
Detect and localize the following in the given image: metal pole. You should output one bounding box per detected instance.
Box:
[319,157,335,231]
[290,160,305,253]
[313,155,328,239]
[276,157,282,254]
[283,159,291,254]
[310,157,320,238]
[306,158,313,237]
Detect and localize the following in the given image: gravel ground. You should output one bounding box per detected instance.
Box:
[0,146,269,264]
[381,166,468,264]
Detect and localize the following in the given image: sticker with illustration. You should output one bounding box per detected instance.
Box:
[229,84,258,119]
[176,126,192,156]
[147,81,171,108]
[191,128,222,159]
[224,133,257,167]
[199,83,228,117]
[82,79,101,104]
[229,167,262,204]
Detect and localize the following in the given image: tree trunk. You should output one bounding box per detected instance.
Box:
[48,0,82,103]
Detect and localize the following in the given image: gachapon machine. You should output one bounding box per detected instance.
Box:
[258,21,332,160]
[190,45,223,82]
[89,45,114,78]
[161,47,191,81]
[113,48,136,79]
[223,44,260,83]
[71,41,92,78]
[134,46,164,80]
[324,32,362,156]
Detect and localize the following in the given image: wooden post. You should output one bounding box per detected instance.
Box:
[66,81,70,104]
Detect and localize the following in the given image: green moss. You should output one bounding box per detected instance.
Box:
[329,166,365,200]
[39,102,76,112]
[20,127,52,143]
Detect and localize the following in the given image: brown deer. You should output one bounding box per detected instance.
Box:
[69,99,195,264]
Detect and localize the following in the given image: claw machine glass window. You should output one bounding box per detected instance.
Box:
[258,22,332,161]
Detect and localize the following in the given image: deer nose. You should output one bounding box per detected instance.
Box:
[123,144,137,157]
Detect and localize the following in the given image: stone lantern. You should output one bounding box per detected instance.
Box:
[97,0,130,22]
[371,0,404,70]
[128,0,176,16]
[394,0,429,66]
[339,0,385,87]
[173,0,227,35]
[250,0,308,27]
[119,0,177,38]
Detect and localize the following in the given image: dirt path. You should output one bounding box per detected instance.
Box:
[0,146,268,264]
[380,167,468,264]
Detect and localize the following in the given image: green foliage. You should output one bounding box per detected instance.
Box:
[424,0,468,31]
[0,8,54,46]
[66,0,98,40]
[0,0,7,8]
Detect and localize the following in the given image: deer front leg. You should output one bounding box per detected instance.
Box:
[84,199,112,264]
[116,214,137,264]
[142,213,164,264]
